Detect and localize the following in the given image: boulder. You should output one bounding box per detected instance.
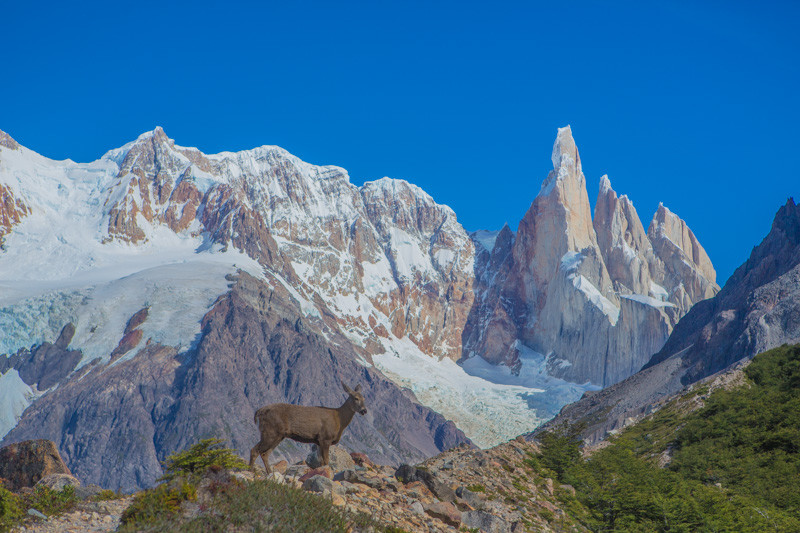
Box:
[306,445,356,471]
[425,501,462,527]
[35,473,81,491]
[395,464,457,502]
[462,510,511,533]
[0,439,72,490]
[299,466,332,483]
[302,475,334,493]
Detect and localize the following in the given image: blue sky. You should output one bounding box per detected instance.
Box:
[2,0,798,284]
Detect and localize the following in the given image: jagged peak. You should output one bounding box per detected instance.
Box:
[551,125,580,171]
[135,126,169,143]
[599,174,612,194]
[770,197,800,244]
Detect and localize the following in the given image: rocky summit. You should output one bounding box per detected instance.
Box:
[0,125,718,490]
[463,126,718,387]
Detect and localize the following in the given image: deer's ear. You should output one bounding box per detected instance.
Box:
[342,381,355,395]
[354,384,362,393]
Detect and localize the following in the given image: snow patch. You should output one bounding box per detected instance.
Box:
[0,369,35,440]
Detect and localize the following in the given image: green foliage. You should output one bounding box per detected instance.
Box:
[534,427,582,478]
[0,484,79,533]
[159,438,248,483]
[92,489,120,501]
[120,481,197,528]
[0,487,23,533]
[119,479,380,533]
[23,485,78,517]
[466,483,485,493]
[534,344,800,532]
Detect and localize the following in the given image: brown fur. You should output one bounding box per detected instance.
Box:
[249,382,367,472]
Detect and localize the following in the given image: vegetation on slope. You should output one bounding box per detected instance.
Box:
[119,438,381,533]
[533,344,800,532]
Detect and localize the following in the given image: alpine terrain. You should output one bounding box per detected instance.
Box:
[0,125,717,490]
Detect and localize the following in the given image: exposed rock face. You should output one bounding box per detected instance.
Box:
[2,273,468,491]
[539,199,800,443]
[0,439,72,490]
[464,126,718,387]
[0,323,82,390]
[647,197,800,381]
[0,182,29,248]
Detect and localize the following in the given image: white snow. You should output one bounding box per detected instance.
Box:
[374,336,544,448]
[649,281,670,301]
[621,293,676,308]
[0,369,35,440]
[572,275,620,325]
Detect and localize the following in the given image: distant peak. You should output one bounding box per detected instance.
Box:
[135,126,170,143]
[551,125,579,171]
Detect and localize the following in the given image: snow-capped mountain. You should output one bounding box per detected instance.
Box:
[0,125,717,489]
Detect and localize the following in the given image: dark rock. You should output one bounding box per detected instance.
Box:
[302,475,334,493]
[425,501,461,527]
[462,510,511,533]
[457,486,486,509]
[306,445,356,471]
[0,439,72,490]
[125,307,149,334]
[299,467,332,482]
[395,464,457,502]
[15,324,82,390]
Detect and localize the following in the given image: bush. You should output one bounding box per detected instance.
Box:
[0,487,23,533]
[23,485,78,517]
[120,482,196,528]
[159,438,247,482]
[119,479,378,533]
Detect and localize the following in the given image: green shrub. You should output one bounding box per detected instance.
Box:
[92,489,120,501]
[0,487,23,533]
[119,479,379,533]
[466,483,485,493]
[120,482,196,528]
[159,438,247,482]
[23,485,78,517]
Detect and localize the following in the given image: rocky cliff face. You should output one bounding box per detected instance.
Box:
[3,272,468,491]
[539,199,800,443]
[464,126,718,387]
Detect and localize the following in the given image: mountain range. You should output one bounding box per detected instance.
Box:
[0,125,720,490]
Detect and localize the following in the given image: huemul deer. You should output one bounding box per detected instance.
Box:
[250,381,367,473]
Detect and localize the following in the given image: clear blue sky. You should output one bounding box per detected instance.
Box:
[2,0,798,284]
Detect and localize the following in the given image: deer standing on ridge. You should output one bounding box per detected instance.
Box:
[250,381,368,473]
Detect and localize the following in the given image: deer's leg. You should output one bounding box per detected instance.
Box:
[260,437,283,474]
[249,443,261,470]
[319,441,331,466]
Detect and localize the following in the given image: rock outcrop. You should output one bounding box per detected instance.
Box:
[464,126,718,387]
[0,439,72,490]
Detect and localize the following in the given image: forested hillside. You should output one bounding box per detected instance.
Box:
[533,344,800,531]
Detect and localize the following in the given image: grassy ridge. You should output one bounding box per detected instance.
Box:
[534,344,800,532]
